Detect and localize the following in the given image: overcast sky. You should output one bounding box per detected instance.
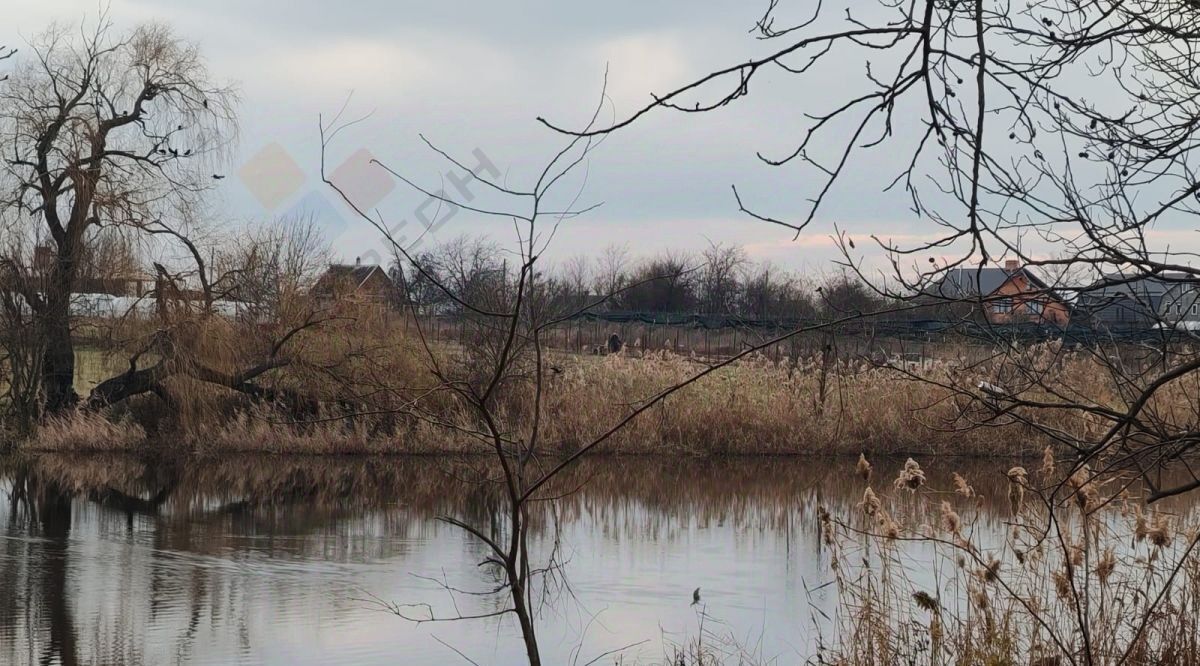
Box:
[0,1,1059,275]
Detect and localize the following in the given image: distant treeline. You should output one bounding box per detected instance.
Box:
[391,237,903,320]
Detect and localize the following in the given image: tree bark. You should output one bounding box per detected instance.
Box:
[87,361,173,410]
[86,354,325,418]
[513,584,541,666]
[41,275,78,413]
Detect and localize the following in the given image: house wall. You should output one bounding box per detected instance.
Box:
[76,276,148,298]
[1156,283,1200,323]
[985,273,1070,325]
[1082,279,1200,330]
[357,270,396,302]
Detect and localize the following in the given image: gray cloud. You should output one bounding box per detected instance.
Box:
[0,0,958,272]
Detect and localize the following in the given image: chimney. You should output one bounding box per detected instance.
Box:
[355,256,361,266]
[1004,259,1019,272]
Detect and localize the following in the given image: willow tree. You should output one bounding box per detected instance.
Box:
[0,19,236,412]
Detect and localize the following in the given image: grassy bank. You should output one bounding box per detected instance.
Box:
[22,346,1077,456]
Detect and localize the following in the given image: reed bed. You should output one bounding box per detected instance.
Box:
[22,340,1174,457]
[815,453,1200,666]
[527,351,1038,456]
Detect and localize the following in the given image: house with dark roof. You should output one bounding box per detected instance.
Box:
[931,260,1070,325]
[1076,273,1200,331]
[311,259,398,306]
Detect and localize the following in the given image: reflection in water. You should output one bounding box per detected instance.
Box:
[0,454,1034,664]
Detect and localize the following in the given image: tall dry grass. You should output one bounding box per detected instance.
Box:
[815,452,1200,666]
[527,351,1041,456]
[31,411,146,452]
[25,337,1179,457]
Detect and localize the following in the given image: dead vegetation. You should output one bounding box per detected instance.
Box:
[23,334,1200,461]
[816,452,1200,666]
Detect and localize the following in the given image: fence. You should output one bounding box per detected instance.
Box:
[401,311,1180,365]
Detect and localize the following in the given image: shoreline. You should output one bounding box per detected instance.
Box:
[4,446,1038,461]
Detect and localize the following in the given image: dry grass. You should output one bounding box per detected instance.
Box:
[816,452,1200,666]
[534,351,1036,455]
[20,338,1177,457]
[32,411,146,452]
[20,327,1200,460]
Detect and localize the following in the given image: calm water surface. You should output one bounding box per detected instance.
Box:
[0,454,1019,665]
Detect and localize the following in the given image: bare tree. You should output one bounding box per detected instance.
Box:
[323,110,614,664]
[592,242,629,304]
[697,242,746,315]
[217,216,328,322]
[0,42,14,79]
[77,227,140,293]
[738,261,816,320]
[558,254,593,310]
[0,238,44,434]
[505,5,1200,661]
[0,18,236,412]
[616,251,697,313]
[305,1,1200,660]
[320,78,938,664]
[83,223,338,415]
[419,235,510,314]
[534,0,1200,501]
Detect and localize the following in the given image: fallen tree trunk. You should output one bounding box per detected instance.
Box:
[87,359,178,410]
[85,355,321,417]
[86,311,344,418]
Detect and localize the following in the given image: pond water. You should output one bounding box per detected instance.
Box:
[0,454,1027,665]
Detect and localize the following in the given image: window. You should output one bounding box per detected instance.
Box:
[992,298,1013,314]
[1192,304,1198,316]
[1027,300,1045,315]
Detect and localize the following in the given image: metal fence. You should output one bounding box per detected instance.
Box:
[401,310,1189,364]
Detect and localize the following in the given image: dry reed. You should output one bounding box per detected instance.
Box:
[24,340,1178,457]
[816,454,1200,666]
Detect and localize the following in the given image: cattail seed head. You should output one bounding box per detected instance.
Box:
[894,458,926,491]
[1096,547,1116,584]
[1053,568,1073,599]
[1007,466,1027,515]
[1148,512,1174,548]
[860,487,882,517]
[879,510,901,540]
[1066,465,1100,513]
[982,557,1001,583]
[856,452,872,482]
[1040,446,1056,478]
[952,472,975,498]
[940,500,962,535]
[913,590,940,613]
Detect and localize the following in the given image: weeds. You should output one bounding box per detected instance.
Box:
[815,453,1200,666]
[21,344,1081,456]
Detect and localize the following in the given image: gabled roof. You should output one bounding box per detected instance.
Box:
[1076,272,1200,319]
[1085,272,1200,296]
[934,266,1061,300]
[330,264,380,287]
[312,263,388,295]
